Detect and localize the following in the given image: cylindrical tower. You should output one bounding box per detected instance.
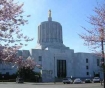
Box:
[36,10,67,49]
[37,10,63,44]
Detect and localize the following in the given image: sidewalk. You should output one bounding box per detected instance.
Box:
[26,82,63,85]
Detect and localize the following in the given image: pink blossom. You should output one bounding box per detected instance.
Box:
[0,0,34,66]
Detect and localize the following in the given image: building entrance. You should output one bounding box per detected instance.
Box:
[57,60,66,78]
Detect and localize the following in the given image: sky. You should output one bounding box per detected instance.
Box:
[16,0,105,53]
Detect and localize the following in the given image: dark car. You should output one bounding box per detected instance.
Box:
[62,78,73,84]
[85,79,92,83]
[16,77,24,83]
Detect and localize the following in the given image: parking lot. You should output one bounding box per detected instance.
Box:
[0,82,103,88]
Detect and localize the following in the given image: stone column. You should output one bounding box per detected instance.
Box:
[40,25,42,43]
[60,27,62,43]
[58,27,60,42]
[61,27,63,43]
[44,24,47,42]
[38,26,40,43]
[57,25,59,42]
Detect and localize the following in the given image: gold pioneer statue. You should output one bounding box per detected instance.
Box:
[49,10,51,17]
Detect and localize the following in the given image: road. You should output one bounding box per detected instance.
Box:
[0,82,103,88]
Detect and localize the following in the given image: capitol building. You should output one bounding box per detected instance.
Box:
[0,10,103,82]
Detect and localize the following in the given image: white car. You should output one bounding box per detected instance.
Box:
[93,77,100,83]
[62,78,73,84]
[16,77,24,83]
[73,78,82,84]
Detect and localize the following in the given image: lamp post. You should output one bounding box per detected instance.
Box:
[90,74,91,80]
[101,39,105,87]
[54,55,55,84]
[2,76,4,82]
[71,76,72,80]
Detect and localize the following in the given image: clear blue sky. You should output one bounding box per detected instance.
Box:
[16,0,104,53]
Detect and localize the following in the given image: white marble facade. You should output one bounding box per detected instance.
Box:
[30,48,102,82]
[0,10,102,82]
[32,10,102,82]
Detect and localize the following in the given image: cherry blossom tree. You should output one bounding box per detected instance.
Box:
[0,0,42,81]
[0,0,33,63]
[14,56,36,70]
[14,56,41,81]
[79,3,105,54]
[79,2,105,87]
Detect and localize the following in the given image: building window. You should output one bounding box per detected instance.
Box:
[39,56,42,61]
[86,58,88,63]
[97,59,99,66]
[86,66,89,69]
[87,72,89,75]
[57,60,66,78]
[0,59,2,64]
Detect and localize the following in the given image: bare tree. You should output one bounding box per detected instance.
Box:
[79,2,105,87]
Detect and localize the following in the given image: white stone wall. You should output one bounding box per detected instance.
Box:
[74,53,101,78]
[0,62,17,75]
[0,48,101,81]
[29,48,102,82]
[22,50,30,59]
[31,48,75,82]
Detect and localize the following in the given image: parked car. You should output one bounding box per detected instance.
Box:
[92,77,100,83]
[73,78,82,84]
[62,78,73,84]
[85,79,92,83]
[16,77,24,83]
